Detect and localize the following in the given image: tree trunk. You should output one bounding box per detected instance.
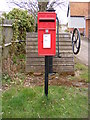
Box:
[38,2,48,12]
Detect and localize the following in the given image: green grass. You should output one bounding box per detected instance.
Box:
[2,55,89,118]
[68,59,88,82]
[2,86,88,118]
[75,62,88,82]
[75,63,89,82]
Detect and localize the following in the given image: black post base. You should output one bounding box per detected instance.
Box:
[45,56,49,96]
[49,56,53,74]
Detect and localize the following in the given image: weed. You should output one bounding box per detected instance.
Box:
[2,74,12,84]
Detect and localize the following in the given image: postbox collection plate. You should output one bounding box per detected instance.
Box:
[43,34,51,48]
[38,12,56,56]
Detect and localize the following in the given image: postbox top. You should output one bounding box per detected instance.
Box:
[38,12,56,14]
[38,12,56,20]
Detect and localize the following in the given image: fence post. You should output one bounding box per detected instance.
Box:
[0,18,2,120]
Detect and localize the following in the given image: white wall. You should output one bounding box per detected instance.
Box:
[68,16,85,28]
[69,0,90,2]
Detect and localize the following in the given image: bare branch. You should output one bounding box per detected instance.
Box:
[6,0,69,24]
[7,0,38,21]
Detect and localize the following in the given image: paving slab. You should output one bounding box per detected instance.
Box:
[75,37,89,66]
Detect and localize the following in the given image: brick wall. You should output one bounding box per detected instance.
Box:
[70,2,89,17]
[68,28,84,35]
[88,3,90,17]
[86,19,90,38]
[70,2,90,38]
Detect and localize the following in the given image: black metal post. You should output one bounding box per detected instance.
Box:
[46,7,55,75]
[45,56,49,96]
[49,56,53,74]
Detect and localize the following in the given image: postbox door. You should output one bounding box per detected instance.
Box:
[38,12,56,56]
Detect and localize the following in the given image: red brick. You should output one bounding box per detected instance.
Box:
[70,2,89,17]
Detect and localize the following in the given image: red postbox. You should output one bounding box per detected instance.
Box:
[38,12,56,56]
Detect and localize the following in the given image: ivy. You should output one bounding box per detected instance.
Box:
[2,8,35,55]
[5,8,35,41]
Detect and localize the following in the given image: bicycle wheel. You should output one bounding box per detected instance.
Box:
[72,28,81,55]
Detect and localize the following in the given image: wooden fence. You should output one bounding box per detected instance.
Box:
[0,19,13,59]
[0,20,75,74]
[26,32,74,74]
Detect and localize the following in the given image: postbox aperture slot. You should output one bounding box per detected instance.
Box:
[39,20,55,22]
[39,18,55,22]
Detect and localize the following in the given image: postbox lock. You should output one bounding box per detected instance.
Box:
[45,29,48,33]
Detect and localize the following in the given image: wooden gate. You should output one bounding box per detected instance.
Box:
[26,32,74,74]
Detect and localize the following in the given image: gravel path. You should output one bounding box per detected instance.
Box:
[75,37,89,66]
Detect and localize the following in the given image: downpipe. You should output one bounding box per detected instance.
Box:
[56,16,61,58]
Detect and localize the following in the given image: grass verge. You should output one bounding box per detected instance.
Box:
[2,86,88,118]
[2,55,88,118]
[68,58,88,82]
